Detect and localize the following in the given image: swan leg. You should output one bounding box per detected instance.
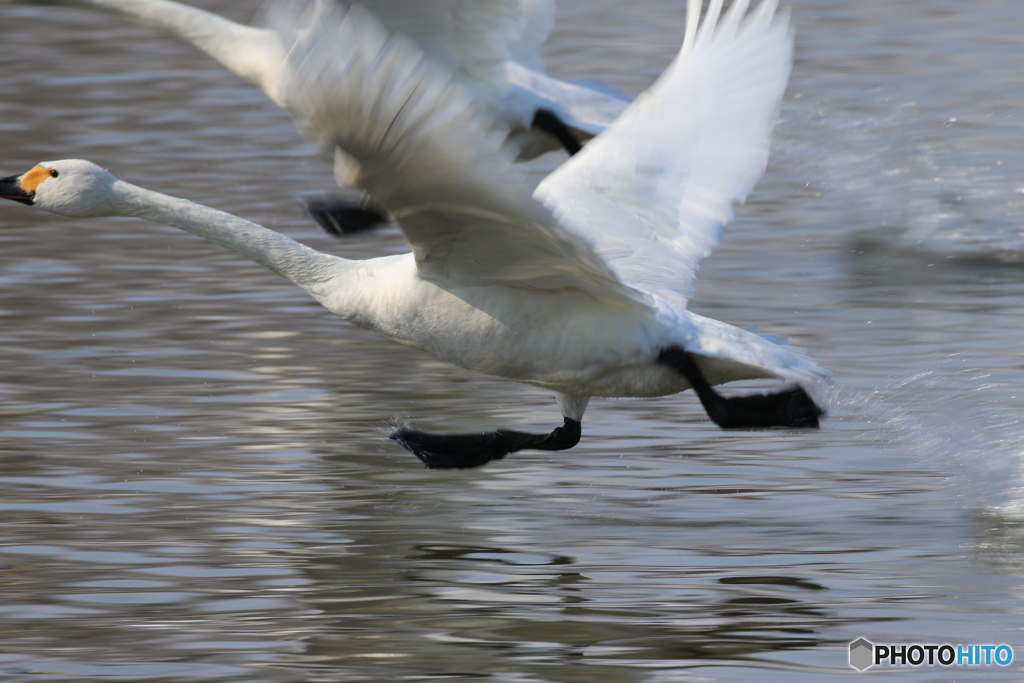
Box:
[531,109,583,156]
[391,417,582,469]
[302,194,389,236]
[658,347,823,429]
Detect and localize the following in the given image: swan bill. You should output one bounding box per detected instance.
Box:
[0,173,36,206]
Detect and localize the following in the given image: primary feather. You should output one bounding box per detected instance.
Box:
[536,0,793,306]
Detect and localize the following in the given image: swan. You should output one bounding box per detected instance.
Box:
[0,0,827,469]
[28,0,629,233]
[30,0,629,160]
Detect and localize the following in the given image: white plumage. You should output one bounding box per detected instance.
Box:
[537,0,792,306]
[35,0,630,159]
[1,0,828,468]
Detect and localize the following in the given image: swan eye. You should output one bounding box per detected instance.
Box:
[49,169,59,178]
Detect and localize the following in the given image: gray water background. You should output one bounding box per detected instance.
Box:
[2,0,1024,680]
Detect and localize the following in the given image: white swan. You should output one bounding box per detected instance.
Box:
[0,0,827,468]
[29,0,628,233]
[32,0,629,160]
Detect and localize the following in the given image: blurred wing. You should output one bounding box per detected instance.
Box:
[507,0,556,71]
[333,0,521,104]
[281,4,633,298]
[534,0,793,306]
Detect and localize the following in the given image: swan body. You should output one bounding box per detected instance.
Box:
[1,0,828,467]
[34,0,630,159]
[0,159,793,401]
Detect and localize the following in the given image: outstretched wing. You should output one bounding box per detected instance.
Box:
[534,0,793,306]
[281,3,635,300]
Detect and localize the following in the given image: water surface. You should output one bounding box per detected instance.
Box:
[2,1,1024,680]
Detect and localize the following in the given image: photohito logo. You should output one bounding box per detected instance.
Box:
[849,638,1013,671]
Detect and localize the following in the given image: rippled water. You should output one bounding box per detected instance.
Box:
[2,0,1024,680]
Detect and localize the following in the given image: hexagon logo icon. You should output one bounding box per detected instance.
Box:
[849,638,874,671]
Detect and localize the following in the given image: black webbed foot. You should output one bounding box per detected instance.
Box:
[531,109,583,156]
[302,194,389,236]
[391,417,582,469]
[659,347,824,429]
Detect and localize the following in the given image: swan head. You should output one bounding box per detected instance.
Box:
[0,159,123,217]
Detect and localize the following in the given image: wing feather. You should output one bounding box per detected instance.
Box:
[534,0,793,306]
[281,3,635,298]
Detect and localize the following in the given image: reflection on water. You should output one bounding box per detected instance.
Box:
[2,0,1024,680]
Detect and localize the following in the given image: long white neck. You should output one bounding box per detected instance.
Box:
[66,0,287,105]
[111,179,343,294]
